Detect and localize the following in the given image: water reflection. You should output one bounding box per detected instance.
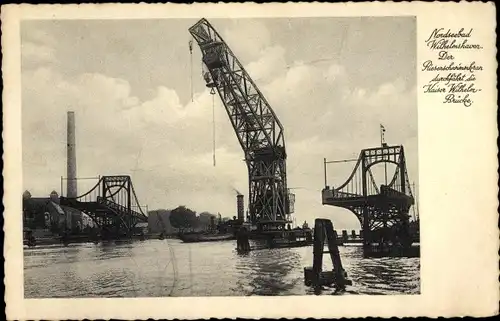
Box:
[24,240,419,298]
[342,246,420,295]
[234,245,301,296]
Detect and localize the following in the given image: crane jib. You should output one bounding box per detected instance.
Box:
[188,18,295,226]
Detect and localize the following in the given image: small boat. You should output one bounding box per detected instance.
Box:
[270,238,312,249]
[179,232,235,243]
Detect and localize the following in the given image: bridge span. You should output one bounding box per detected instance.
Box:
[60,175,148,239]
[322,144,417,253]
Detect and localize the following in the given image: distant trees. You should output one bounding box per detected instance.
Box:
[147,204,233,234]
[169,206,198,232]
[198,212,217,231]
[148,209,173,234]
[166,206,220,233]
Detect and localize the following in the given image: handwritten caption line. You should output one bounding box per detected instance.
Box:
[422,28,483,107]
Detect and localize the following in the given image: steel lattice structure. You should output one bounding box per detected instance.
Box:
[189,18,294,229]
[322,145,416,249]
[60,175,148,237]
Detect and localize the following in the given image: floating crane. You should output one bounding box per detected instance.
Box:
[189,18,294,233]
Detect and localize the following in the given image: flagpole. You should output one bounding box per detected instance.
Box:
[381,124,387,185]
[323,158,327,188]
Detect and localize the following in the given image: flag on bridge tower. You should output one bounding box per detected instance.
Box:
[380,124,386,146]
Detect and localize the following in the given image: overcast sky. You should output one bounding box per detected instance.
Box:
[21,17,417,230]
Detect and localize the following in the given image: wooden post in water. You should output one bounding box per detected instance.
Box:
[311,220,325,288]
[236,226,250,252]
[304,218,351,292]
[323,220,349,290]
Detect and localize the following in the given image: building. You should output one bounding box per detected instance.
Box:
[22,190,83,234]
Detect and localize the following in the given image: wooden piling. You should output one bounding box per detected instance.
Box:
[236,227,250,252]
[304,218,351,292]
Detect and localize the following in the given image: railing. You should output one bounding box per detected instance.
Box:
[322,188,361,201]
[96,197,148,222]
[60,175,149,223]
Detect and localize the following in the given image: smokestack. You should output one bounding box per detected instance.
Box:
[67,111,77,198]
[237,194,244,222]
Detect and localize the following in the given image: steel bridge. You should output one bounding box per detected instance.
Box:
[322,145,416,250]
[59,175,148,238]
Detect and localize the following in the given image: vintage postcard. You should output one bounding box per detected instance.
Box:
[2,2,498,320]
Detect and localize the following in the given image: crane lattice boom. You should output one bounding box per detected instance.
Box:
[189,18,294,229]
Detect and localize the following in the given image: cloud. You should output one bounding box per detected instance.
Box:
[22,65,247,214]
[22,20,417,231]
[222,19,272,63]
[22,42,56,65]
[25,29,58,47]
[245,46,287,83]
[21,29,58,67]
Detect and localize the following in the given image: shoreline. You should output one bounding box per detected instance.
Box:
[24,233,179,248]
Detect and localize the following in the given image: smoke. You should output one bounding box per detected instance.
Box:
[231,186,242,196]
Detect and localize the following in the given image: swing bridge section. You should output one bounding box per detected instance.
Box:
[59,175,148,237]
[322,145,416,249]
[188,18,294,231]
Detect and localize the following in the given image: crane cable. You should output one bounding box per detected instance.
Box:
[189,39,194,102]
[189,24,349,169]
[212,90,216,167]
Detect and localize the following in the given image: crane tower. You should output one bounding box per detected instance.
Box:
[189,18,294,232]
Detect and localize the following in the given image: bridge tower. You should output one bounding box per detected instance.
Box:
[322,145,416,252]
[189,18,294,232]
[60,175,148,238]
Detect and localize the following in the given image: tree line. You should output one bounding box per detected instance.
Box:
[150,205,231,233]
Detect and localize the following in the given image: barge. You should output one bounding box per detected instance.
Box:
[179,232,235,243]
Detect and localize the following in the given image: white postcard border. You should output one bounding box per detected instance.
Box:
[2,2,498,319]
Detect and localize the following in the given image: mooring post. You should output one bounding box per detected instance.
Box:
[304,218,352,292]
[236,227,250,252]
[312,219,325,288]
[324,220,348,290]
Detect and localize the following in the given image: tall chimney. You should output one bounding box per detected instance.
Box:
[67,111,77,198]
[237,194,244,222]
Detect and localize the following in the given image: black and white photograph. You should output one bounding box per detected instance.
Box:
[4,2,500,320]
[20,16,420,298]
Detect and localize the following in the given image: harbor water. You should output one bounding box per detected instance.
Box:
[24,239,420,297]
